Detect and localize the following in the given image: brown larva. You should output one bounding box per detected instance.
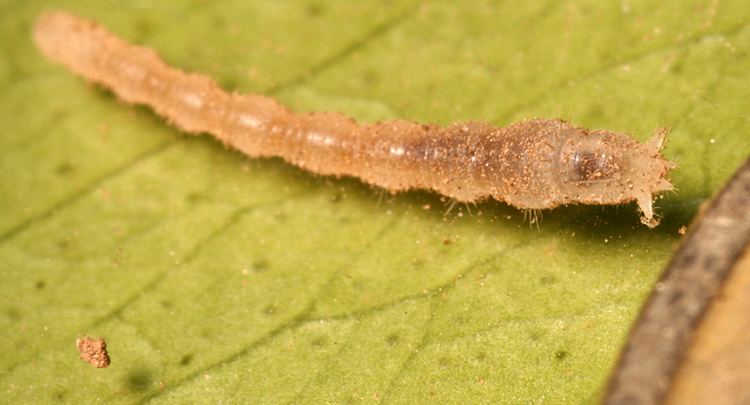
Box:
[33,11,675,227]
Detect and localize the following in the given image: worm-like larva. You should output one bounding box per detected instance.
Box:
[33,11,675,227]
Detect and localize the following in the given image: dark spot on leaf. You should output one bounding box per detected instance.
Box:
[362,70,380,85]
[179,353,193,366]
[311,336,327,347]
[385,333,400,346]
[6,307,20,321]
[132,19,153,43]
[219,76,239,90]
[555,350,570,361]
[55,162,75,176]
[584,104,604,120]
[263,304,278,316]
[438,357,450,367]
[475,351,487,362]
[57,239,70,250]
[540,274,557,285]
[273,212,288,222]
[160,300,173,309]
[125,369,153,393]
[53,390,66,401]
[305,2,325,17]
[252,259,270,272]
[669,60,683,74]
[35,280,45,290]
[186,191,204,204]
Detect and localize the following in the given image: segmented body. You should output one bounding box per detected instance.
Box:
[33,11,675,227]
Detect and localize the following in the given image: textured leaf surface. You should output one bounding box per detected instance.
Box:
[2,1,749,403]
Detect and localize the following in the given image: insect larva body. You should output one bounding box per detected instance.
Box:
[33,11,675,227]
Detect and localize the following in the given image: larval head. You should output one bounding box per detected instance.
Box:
[557,127,675,227]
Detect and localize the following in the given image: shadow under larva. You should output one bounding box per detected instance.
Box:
[32,10,675,227]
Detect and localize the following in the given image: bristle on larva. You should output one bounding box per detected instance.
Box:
[33,10,675,227]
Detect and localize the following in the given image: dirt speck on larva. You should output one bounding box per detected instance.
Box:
[76,336,110,368]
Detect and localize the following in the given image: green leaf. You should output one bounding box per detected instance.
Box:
[2,1,748,403]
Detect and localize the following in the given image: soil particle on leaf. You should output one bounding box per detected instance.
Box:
[76,336,110,368]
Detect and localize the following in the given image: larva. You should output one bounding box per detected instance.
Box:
[33,11,675,227]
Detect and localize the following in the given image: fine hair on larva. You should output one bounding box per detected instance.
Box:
[33,11,676,227]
